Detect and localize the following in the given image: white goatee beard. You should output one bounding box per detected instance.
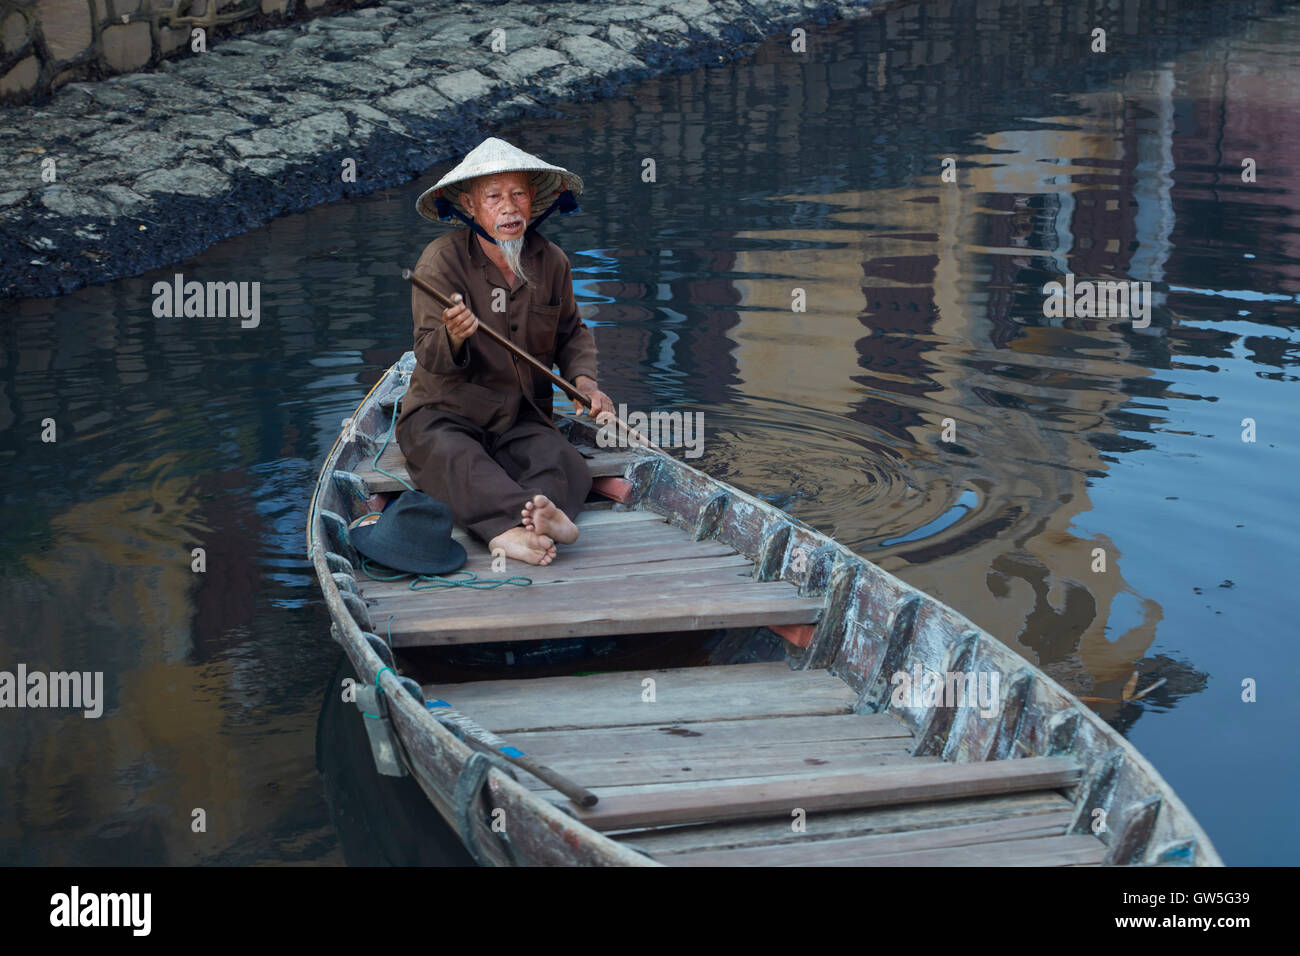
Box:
[498,236,529,286]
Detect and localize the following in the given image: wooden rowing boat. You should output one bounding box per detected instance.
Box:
[307,352,1222,866]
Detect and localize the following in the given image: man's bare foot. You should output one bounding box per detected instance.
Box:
[488,526,556,566]
[521,494,579,544]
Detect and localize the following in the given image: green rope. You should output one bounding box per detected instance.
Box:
[410,569,533,591]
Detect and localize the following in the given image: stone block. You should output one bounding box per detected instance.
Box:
[377,84,451,117]
[41,183,148,218]
[644,14,688,34]
[0,54,38,97]
[556,35,643,72]
[134,162,232,197]
[484,45,567,84]
[607,24,639,52]
[479,24,550,51]
[102,21,153,73]
[225,135,280,159]
[215,39,274,56]
[240,156,289,177]
[433,68,496,102]
[84,129,186,165]
[248,111,350,155]
[366,44,414,72]
[37,0,93,62]
[2,10,30,55]
[666,0,713,18]
[337,100,407,135]
[84,79,146,109]
[320,29,384,49]
[586,4,658,22]
[158,25,186,56]
[160,108,254,140]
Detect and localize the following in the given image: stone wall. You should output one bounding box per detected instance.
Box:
[1,0,887,299]
[0,0,377,103]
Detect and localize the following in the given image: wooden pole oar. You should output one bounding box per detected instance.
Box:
[402,268,659,450]
[429,701,599,806]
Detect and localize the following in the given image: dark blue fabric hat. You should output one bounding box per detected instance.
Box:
[350,491,467,575]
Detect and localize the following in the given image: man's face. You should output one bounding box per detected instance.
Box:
[463,172,535,242]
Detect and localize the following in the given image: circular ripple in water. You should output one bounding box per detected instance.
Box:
[680,398,985,557]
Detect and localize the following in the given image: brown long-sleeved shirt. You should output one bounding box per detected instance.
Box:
[398,226,599,434]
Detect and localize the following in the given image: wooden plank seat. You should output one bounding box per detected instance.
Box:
[564,758,1083,831]
[421,663,858,732]
[360,514,823,647]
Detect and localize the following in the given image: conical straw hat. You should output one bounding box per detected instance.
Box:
[416,137,583,224]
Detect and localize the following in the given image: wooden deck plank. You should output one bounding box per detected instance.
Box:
[363,564,773,611]
[565,757,1083,831]
[421,663,857,732]
[836,835,1106,867]
[571,508,670,527]
[358,552,756,599]
[522,740,935,791]
[439,508,670,547]
[524,537,741,566]
[443,517,681,552]
[511,713,913,761]
[384,586,822,646]
[447,526,730,564]
[663,810,1076,866]
[614,791,1074,856]
[423,536,745,576]
[375,573,812,618]
[361,556,759,600]
[529,765,1053,807]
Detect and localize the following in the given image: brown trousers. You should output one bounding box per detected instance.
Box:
[396,403,591,545]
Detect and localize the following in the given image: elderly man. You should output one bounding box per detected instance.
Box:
[396,138,614,566]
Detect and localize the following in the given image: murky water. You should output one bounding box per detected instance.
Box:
[3,0,1297,865]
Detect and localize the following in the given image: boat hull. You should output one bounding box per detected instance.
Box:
[307,353,1222,867]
